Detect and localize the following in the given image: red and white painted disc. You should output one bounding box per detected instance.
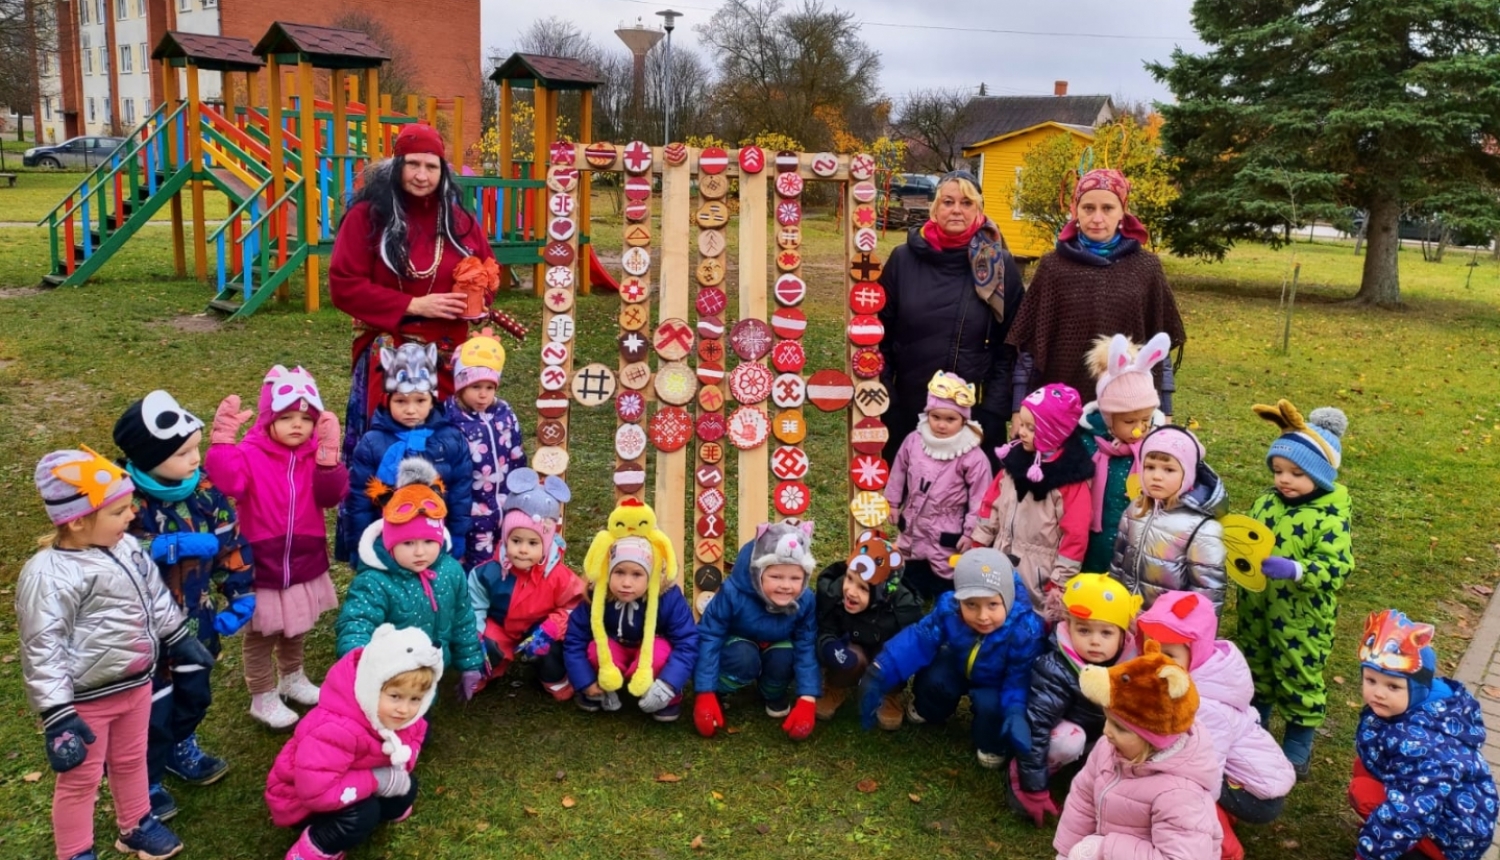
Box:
[810,152,839,177]
[774,480,811,516]
[771,307,806,339]
[648,406,694,452]
[772,445,810,480]
[848,314,885,346]
[850,454,890,491]
[849,153,875,181]
[775,172,804,198]
[729,362,774,405]
[727,406,770,449]
[622,140,653,174]
[807,369,855,412]
[549,140,576,166]
[772,373,806,408]
[699,147,729,174]
[773,274,807,306]
[771,340,806,373]
[738,145,765,174]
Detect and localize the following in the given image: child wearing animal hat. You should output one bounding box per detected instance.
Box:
[206,366,349,730]
[445,329,526,571]
[1139,591,1296,860]
[115,391,252,819]
[20,447,216,860]
[1235,399,1353,779]
[336,458,484,702]
[814,531,924,728]
[884,371,994,599]
[467,468,581,701]
[338,342,472,564]
[693,521,822,741]
[858,549,1045,769]
[1053,641,1222,860]
[1349,609,1498,860]
[1109,425,1228,612]
[266,624,441,860]
[1079,333,1171,573]
[969,383,1094,622]
[1009,573,1142,828]
[565,505,698,719]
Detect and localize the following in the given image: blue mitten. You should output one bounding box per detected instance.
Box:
[150,532,220,565]
[820,638,860,672]
[42,708,94,773]
[857,664,889,731]
[213,594,256,636]
[516,629,555,659]
[1002,708,1032,755]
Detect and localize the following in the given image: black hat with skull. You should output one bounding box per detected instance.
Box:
[114,390,204,472]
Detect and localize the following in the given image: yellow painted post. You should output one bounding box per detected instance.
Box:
[578,90,593,295]
[406,94,418,118]
[499,81,513,177]
[298,60,319,311]
[364,68,380,159]
[425,95,437,129]
[163,60,185,277]
[451,96,464,171]
[330,70,347,208]
[186,66,207,280]
[531,84,549,296]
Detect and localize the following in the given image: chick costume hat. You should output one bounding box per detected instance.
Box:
[582,499,678,696]
[1062,573,1142,632]
[452,328,506,392]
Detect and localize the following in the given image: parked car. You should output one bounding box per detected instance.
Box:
[23,136,126,169]
[877,173,942,229]
[1349,210,1490,247]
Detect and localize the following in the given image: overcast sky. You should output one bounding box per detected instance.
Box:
[479,0,1206,107]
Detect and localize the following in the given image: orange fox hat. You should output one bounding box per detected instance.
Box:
[1079,640,1199,749]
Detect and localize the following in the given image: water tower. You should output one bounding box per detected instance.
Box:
[615,19,664,140]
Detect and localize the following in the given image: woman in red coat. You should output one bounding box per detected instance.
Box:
[329,123,495,461]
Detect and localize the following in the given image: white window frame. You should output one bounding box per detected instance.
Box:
[82,34,93,74]
[115,0,126,20]
[99,46,109,75]
[135,0,146,16]
[141,43,149,72]
[178,0,190,10]
[95,0,105,23]
[1012,167,1025,220]
[120,44,132,74]
[123,98,135,125]
[202,0,217,7]
[44,99,53,120]
[80,0,90,24]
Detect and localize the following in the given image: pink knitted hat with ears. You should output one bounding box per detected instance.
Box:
[1096,332,1171,415]
[1138,425,1203,495]
[500,509,557,560]
[999,384,1084,481]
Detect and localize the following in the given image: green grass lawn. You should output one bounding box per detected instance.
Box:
[0,215,1496,859]
[0,170,231,224]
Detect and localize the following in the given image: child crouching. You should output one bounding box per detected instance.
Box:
[814,531,923,728]
[1350,609,1497,860]
[267,625,440,860]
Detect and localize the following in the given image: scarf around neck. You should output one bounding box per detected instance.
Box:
[918,418,983,461]
[376,426,434,485]
[917,217,1010,323]
[126,463,200,503]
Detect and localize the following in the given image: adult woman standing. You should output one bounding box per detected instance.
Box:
[1006,169,1186,420]
[875,171,1026,464]
[329,123,496,461]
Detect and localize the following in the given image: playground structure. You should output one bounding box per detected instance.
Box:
[33,26,567,319]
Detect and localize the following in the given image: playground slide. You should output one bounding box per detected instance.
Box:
[587,245,619,292]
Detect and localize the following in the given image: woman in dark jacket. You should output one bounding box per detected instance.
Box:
[877,171,1026,465]
[1006,168,1186,423]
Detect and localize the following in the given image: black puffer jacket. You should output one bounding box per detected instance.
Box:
[1017,623,1118,792]
[876,225,1025,427]
[814,561,925,653]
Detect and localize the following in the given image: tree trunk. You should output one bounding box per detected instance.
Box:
[1354,192,1401,306]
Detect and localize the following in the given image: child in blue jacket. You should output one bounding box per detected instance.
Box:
[859,548,1045,770]
[693,522,821,742]
[1349,608,1498,860]
[563,535,697,721]
[337,342,472,563]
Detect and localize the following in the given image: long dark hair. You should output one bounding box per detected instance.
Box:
[342,156,480,277]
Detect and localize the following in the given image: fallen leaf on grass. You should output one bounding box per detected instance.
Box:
[690,835,705,850]
[1470,584,1494,597]
[1331,675,1345,685]
[1482,686,1500,700]
[22,771,41,782]
[1282,840,1300,850]
[561,796,576,808]
[755,824,770,834]
[475,822,489,832]
[524,807,539,816]
[554,769,567,781]
[656,773,682,783]
[711,791,724,801]
[856,778,878,793]
[1,654,14,663]
[908,793,922,803]
[725,726,741,734]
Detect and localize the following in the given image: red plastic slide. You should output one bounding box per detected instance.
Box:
[587,245,619,292]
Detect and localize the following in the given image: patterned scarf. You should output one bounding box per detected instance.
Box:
[918,217,1010,323]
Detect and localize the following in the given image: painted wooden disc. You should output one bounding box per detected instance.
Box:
[852,346,886,379]
[622,140,653,175]
[544,266,574,291]
[696,412,727,442]
[536,394,569,419]
[771,445,809,480]
[729,362,774,405]
[696,539,725,564]
[664,142,688,165]
[698,146,729,174]
[772,408,807,444]
[697,314,725,341]
[775,200,802,226]
[775,150,800,172]
[695,464,724,489]
[776,249,802,272]
[698,228,727,258]
[848,314,885,346]
[624,199,650,222]
[614,460,646,494]
[624,223,652,247]
[549,140,577,166]
[738,145,766,174]
[849,490,891,528]
[771,307,806,340]
[771,339,806,373]
[775,480,811,516]
[849,280,886,313]
[851,180,877,203]
[570,363,617,407]
[619,277,650,304]
[618,361,653,391]
[653,318,695,361]
[546,166,579,193]
[543,240,576,266]
[698,173,730,200]
[533,445,570,476]
[696,287,728,316]
[696,200,730,229]
[698,383,726,413]
[584,141,616,168]
[624,175,652,201]
[853,379,891,417]
[697,337,726,363]
[547,217,577,242]
[537,420,567,447]
[699,440,724,465]
[776,226,801,250]
[621,246,651,277]
[546,314,575,342]
[730,318,773,361]
[810,152,839,177]
[648,406,693,452]
[773,274,807,306]
[807,369,855,412]
[850,416,890,455]
[544,286,575,314]
[653,361,698,406]
[539,364,569,392]
[849,152,875,181]
[772,374,807,409]
[540,340,570,367]
[696,256,726,287]
[615,422,648,461]
[619,302,649,332]
[696,360,725,386]
[727,406,769,450]
[851,454,890,491]
[775,172,804,198]
[616,390,646,423]
[697,487,727,516]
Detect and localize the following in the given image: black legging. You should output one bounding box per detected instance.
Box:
[303,774,418,854]
[1218,775,1285,825]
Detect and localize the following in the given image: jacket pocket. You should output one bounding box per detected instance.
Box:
[939,532,961,549]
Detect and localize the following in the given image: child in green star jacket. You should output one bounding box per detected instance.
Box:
[336,458,484,702]
[1236,399,1353,780]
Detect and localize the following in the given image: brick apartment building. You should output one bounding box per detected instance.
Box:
[32,0,481,147]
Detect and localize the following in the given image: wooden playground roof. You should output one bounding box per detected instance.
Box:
[253,22,390,69]
[490,53,605,90]
[152,32,264,72]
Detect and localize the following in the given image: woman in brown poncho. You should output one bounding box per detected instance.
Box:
[1006,168,1185,421]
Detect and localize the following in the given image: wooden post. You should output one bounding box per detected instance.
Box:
[531,84,549,296]
[737,158,770,546]
[298,60,319,311]
[330,70,347,207]
[578,90,594,295]
[425,95,437,129]
[267,57,285,205]
[163,59,185,277]
[656,150,691,583]
[186,66,207,281]
[451,96,464,171]
[406,94,418,118]
[363,68,380,159]
[499,81,513,178]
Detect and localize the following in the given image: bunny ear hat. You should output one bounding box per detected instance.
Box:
[1091,332,1171,415]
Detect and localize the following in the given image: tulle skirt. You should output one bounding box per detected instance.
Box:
[250,574,338,639]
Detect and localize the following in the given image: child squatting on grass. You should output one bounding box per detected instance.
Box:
[206,366,349,731]
[1349,609,1498,860]
[857,548,1045,770]
[20,447,219,860]
[266,624,441,860]
[114,390,253,821]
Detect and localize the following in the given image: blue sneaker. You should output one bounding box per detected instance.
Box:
[114,812,182,859]
[149,782,177,821]
[165,733,228,785]
[653,700,682,722]
[66,851,97,860]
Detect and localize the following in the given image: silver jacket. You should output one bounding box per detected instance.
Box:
[17,535,187,718]
[1108,462,1228,613]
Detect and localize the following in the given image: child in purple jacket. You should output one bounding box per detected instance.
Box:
[885,371,993,599]
[444,330,525,570]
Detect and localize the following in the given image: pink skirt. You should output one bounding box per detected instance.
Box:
[251,574,338,638]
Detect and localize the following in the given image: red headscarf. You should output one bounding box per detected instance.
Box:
[394,123,446,160]
[1059,168,1150,244]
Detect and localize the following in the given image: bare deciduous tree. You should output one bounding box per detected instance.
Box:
[892,87,973,173]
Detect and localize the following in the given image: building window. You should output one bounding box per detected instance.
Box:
[203,0,217,7]
[88,98,97,122]
[81,0,90,24]
[44,99,53,120]
[38,53,50,76]
[1012,167,1025,220]
[141,43,149,71]
[115,0,126,20]
[178,0,189,9]
[135,0,145,16]
[95,0,104,22]
[82,34,92,74]
[99,46,108,75]
[123,98,135,125]
[120,45,132,74]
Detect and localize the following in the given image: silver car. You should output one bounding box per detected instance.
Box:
[23,136,126,169]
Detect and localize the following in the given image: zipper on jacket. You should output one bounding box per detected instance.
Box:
[947,291,970,372]
[1130,504,1158,596]
[1094,765,1124,833]
[283,455,296,589]
[108,548,161,666]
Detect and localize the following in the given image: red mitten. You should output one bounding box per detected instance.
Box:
[693,692,723,738]
[782,697,816,741]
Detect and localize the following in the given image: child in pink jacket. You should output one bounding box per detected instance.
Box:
[1139,591,1295,860]
[206,366,349,730]
[1054,641,1222,860]
[266,624,440,860]
[885,371,993,598]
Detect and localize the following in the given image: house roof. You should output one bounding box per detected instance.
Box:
[958,95,1112,148]
[489,53,605,90]
[152,32,264,72]
[252,22,390,69]
[962,120,1096,154]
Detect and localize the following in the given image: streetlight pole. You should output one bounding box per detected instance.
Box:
[655,9,681,144]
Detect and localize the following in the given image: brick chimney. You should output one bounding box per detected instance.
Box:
[1054,80,1068,97]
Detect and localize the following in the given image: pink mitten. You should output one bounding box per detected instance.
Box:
[1008,760,1060,827]
[212,395,252,445]
[1068,834,1103,860]
[315,410,342,467]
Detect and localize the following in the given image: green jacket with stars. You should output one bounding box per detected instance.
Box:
[1248,483,1354,606]
[335,523,484,673]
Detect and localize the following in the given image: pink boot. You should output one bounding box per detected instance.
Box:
[286,827,344,860]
